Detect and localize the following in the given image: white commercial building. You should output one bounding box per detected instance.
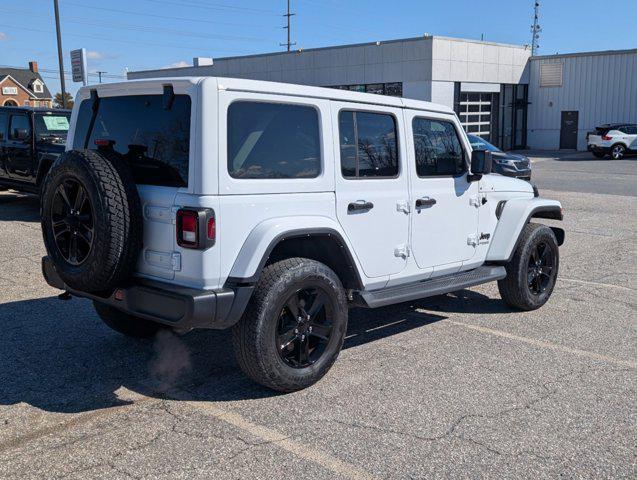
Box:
[527,49,637,150]
[129,36,636,151]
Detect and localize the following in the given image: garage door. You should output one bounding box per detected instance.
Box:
[458,92,493,142]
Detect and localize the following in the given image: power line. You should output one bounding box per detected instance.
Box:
[0,23,253,55]
[57,0,272,29]
[2,7,274,44]
[139,0,279,15]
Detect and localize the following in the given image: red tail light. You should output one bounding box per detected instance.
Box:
[602,135,613,141]
[207,216,216,241]
[176,208,215,249]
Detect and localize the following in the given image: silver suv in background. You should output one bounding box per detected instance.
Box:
[467,134,532,181]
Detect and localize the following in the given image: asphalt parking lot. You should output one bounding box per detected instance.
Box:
[0,151,635,479]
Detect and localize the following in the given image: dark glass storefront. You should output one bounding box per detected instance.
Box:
[454,83,528,150]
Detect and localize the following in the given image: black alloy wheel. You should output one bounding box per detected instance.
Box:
[50,178,94,266]
[527,241,555,295]
[276,287,333,368]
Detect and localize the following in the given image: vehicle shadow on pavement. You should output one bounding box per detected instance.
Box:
[0,192,40,222]
[412,289,513,315]
[0,294,454,413]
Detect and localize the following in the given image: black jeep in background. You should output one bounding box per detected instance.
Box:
[0,106,71,194]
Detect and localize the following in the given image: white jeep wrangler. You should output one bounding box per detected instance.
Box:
[41,78,564,391]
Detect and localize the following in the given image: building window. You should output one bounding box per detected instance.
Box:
[33,81,44,93]
[24,100,30,106]
[339,110,398,178]
[327,82,403,97]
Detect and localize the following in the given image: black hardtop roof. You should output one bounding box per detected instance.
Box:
[0,106,71,114]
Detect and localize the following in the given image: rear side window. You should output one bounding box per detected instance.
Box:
[412,118,465,176]
[227,101,321,179]
[73,94,191,187]
[339,110,398,178]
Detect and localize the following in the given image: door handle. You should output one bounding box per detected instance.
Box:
[348,200,374,212]
[416,197,437,208]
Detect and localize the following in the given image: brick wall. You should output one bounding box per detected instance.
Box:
[0,77,52,108]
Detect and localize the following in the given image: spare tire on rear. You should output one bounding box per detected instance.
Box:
[41,149,142,293]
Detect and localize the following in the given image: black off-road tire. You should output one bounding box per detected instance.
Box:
[232,258,348,392]
[498,223,559,311]
[93,302,164,338]
[41,150,142,292]
[592,151,606,159]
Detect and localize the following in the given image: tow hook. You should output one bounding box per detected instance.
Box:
[58,291,72,301]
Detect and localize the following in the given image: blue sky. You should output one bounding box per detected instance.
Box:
[1,0,635,98]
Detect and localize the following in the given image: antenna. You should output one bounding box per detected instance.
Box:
[530,1,541,56]
[280,0,296,52]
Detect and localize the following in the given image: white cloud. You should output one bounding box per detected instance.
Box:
[0,32,7,41]
[86,50,105,60]
[162,60,190,69]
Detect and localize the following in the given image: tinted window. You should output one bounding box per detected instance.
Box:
[413,118,465,176]
[625,126,637,134]
[227,101,321,179]
[9,115,31,140]
[339,111,398,178]
[0,114,7,141]
[73,94,191,187]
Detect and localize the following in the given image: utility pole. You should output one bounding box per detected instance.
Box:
[530,1,541,56]
[96,71,106,83]
[53,0,67,108]
[280,0,296,52]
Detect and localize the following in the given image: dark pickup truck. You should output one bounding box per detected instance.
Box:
[0,106,71,194]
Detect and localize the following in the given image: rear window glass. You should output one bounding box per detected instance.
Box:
[73,94,191,187]
[34,113,70,141]
[227,101,321,179]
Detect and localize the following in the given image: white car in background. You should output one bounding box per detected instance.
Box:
[587,124,637,159]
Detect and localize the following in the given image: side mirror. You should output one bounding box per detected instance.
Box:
[470,149,492,176]
[15,128,30,141]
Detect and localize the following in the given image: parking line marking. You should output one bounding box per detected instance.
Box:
[449,320,637,369]
[183,400,375,480]
[560,277,635,292]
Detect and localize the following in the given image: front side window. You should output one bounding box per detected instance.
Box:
[73,94,191,187]
[413,118,465,177]
[339,110,398,178]
[8,115,31,140]
[0,114,7,141]
[227,101,321,179]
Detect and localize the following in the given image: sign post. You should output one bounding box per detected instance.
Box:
[70,48,88,86]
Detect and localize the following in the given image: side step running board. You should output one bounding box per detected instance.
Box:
[356,266,506,308]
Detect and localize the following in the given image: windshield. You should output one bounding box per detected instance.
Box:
[34,113,71,142]
[467,134,501,152]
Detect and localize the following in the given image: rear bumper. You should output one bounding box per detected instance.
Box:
[588,144,609,153]
[42,256,253,330]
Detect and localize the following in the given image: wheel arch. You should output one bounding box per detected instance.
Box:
[35,152,63,187]
[486,198,564,263]
[226,218,365,291]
